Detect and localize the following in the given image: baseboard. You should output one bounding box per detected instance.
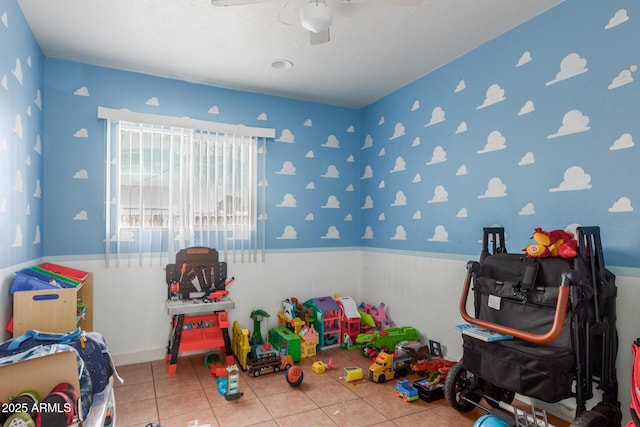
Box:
[112,348,166,367]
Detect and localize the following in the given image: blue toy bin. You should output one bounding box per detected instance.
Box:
[474,414,509,427]
[9,268,76,294]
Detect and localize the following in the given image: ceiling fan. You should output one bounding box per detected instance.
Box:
[211,0,423,45]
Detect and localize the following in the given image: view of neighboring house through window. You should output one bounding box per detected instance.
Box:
[100,107,273,264]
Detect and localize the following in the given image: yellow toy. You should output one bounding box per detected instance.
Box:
[311,358,335,374]
[524,228,578,259]
[344,366,364,382]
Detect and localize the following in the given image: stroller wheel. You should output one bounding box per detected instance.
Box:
[444,362,483,412]
[483,382,515,408]
[570,410,611,427]
[591,403,622,426]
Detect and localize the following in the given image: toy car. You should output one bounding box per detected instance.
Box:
[395,379,419,402]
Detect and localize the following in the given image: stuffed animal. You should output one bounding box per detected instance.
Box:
[524,228,578,259]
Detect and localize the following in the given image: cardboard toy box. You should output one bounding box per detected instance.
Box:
[0,350,81,404]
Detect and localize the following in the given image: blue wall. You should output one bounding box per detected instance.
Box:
[360,0,640,267]
[0,0,44,269]
[3,0,640,269]
[42,60,362,256]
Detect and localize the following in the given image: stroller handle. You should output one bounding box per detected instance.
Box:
[459,261,572,345]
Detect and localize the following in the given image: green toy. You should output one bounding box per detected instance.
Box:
[250,309,270,346]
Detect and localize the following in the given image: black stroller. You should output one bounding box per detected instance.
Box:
[444,227,621,427]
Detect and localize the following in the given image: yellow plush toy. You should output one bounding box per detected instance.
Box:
[525,228,578,259]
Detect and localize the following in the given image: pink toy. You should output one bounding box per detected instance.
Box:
[360,302,393,330]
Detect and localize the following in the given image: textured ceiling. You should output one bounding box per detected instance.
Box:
[18,0,563,108]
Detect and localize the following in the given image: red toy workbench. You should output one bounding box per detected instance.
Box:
[165,299,236,374]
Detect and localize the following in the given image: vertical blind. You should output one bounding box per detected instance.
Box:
[99,107,274,266]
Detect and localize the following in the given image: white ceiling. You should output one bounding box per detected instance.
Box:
[17,0,563,109]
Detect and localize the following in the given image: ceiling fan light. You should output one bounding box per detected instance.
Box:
[299,1,333,33]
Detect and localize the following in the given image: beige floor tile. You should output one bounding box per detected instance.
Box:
[155,372,204,398]
[322,398,388,427]
[342,377,388,398]
[429,402,487,425]
[116,397,158,427]
[115,362,154,387]
[392,409,459,426]
[275,408,339,427]
[114,380,156,404]
[303,380,359,407]
[158,408,220,427]
[296,368,341,387]
[244,421,279,427]
[212,398,273,427]
[260,389,319,418]
[113,352,571,427]
[154,357,197,380]
[156,388,212,419]
[368,422,396,427]
[244,371,296,397]
[363,388,429,419]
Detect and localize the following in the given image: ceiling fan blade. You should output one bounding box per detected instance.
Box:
[211,0,278,6]
[277,0,302,26]
[310,27,330,45]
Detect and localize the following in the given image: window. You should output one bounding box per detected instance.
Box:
[99,107,273,265]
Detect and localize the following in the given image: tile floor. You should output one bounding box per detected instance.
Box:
[114,347,571,427]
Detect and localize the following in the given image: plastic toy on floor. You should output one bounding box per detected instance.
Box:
[356,326,419,353]
[212,364,243,401]
[395,379,419,402]
[474,415,508,427]
[285,366,304,386]
[246,344,294,377]
[250,309,270,346]
[311,358,335,374]
[335,295,362,345]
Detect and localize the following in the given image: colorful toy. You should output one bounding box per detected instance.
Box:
[335,296,361,345]
[356,326,419,352]
[474,414,509,427]
[344,366,364,382]
[411,357,455,379]
[285,366,304,386]
[341,333,363,351]
[303,297,342,348]
[278,299,306,334]
[311,359,335,374]
[368,340,423,383]
[413,377,445,402]
[213,364,243,401]
[250,309,270,345]
[359,302,393,330]
[280,297,314,333]
[395,379,419,402]
[268,326,302,362]
[299,325,319,358]
[246,344,293,377]
[231,320,251,370]
[524,228,578,259]
[358,309,377,332]
[369,351,411,383]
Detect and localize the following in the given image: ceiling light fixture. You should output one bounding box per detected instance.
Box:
[299,0,333,33]
[271,59,293,70]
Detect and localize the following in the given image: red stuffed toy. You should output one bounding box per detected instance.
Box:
[525,228,578,259]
